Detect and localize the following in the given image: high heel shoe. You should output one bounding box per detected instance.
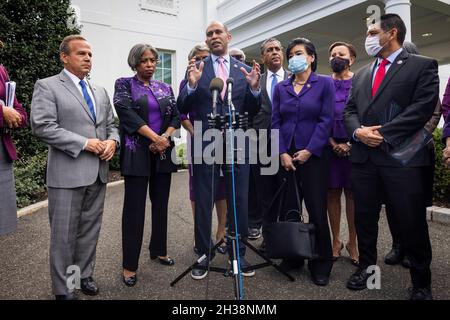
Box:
[346,244,359,266]
[151,255,175,266]
[122,274,137,287]
[332,242,344,261]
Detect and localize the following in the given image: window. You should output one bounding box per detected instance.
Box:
[155,51,173,86]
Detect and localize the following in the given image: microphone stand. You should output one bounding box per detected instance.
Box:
[170,80,295,300]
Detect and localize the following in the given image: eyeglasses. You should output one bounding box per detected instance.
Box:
[195,56,208,62]
[231,55,244,61]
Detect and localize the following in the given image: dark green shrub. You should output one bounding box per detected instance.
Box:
[0,0,81,208]
[432,128,450,205]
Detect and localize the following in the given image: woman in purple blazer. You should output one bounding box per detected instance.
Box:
[271,38,335,286]
[0,54,28,235]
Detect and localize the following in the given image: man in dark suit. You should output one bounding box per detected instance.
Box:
[177,21,261,280]
[344,14,439,300]
[248,38,288,241]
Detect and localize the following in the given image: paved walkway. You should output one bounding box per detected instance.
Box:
[0,171,449,300]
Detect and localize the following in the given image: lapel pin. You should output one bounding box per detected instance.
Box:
[307,84,311,88]
[397,60,403,64]
[234,64,238,68]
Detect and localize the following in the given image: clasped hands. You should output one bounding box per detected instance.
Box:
[85,139,117,161]
[149,135,170,155]
[187,58,261,91]
[280,150,312,171]
[332,143,351,157]
[1,105,23,129]
[355,125,384,147]
[443,138,450,167]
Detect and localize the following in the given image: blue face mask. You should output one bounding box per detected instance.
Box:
[288,54,309,74]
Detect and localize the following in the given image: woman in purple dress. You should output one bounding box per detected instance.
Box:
[327,42,358,266]
[114,44,180,286]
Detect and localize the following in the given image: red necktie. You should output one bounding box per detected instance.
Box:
[372,59,389,97]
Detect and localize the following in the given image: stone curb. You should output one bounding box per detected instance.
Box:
[427,206,450,225]
[17,180,125,218]
[17,180,450,226]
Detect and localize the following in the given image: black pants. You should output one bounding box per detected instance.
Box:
[193,162,249,257]
[122,163,172,272]
[386,147,435,246]
[351,161,432,289]
[290,148,333,277]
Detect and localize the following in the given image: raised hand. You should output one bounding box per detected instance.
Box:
[240,60,261,91]
[187,58,205,89]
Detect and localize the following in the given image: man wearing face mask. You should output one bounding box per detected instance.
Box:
[344,14,439,300]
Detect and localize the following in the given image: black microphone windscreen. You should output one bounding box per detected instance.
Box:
[210,78,224,92]
[226,78,234,85]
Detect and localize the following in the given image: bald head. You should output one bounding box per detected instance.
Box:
[205,21,232,56]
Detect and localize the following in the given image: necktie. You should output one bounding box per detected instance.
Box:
[270,73,278,102]
[217,57,228,100]
[372,59,389,97]
[79,80,96,122]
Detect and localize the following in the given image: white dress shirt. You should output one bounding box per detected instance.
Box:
[266,68,285,101]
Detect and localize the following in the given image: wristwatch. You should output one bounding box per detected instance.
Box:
[161,133,171,141]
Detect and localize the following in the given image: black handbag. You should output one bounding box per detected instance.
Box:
[263,171,319,260]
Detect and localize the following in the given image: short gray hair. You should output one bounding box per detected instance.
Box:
[188,43,210,60]
[229,48,246,62]
[60,35,87,55]
[128,43,159,71]
[260,38,283,55]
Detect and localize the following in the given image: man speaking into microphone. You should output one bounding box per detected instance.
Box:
[177,21,261,280]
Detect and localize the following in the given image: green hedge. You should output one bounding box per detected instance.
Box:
[0,0,81,208]
[432,128,450,205]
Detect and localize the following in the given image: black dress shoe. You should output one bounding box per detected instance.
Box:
[311,274,329,286]
[81,277,99,296]
[384,245,404,265]
[401,256,411,269]
[346,268,369,290]
[151,256,175,266]
[248,228,261,240]
[123,274,137,287]
[410,287,432,300]
[55,292,78,300]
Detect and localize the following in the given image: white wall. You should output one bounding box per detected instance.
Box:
[71,0,209,98]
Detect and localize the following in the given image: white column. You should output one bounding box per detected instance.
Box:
[384,0,412,42]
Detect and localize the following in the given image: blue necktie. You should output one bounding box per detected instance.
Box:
[79,80,96,123]
[270,73,278,102]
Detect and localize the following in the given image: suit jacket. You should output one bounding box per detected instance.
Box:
[0,65,28,161]
[272,72,335,157]
[177,55,261,131]
[251,69,289,131]
[113,76,180,175]
[344,50,439,167]
[31,70,120,188]
[177,55,261,160]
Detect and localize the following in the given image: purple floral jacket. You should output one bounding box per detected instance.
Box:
[113,76,180,175]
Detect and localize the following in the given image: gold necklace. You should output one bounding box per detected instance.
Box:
[293,81,306,86]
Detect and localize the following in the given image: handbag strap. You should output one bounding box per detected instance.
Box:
[291,170,304,222]
[266,177,287,223]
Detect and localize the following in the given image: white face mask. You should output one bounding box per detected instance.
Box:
[365,34,383,57]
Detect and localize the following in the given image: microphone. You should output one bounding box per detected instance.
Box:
[226,78,237,125]
[226,78,234,109]
[209,77,224,117]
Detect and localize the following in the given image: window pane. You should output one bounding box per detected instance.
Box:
[155,68,162,81]
[163,69,171,84]
[163,53,172,69]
